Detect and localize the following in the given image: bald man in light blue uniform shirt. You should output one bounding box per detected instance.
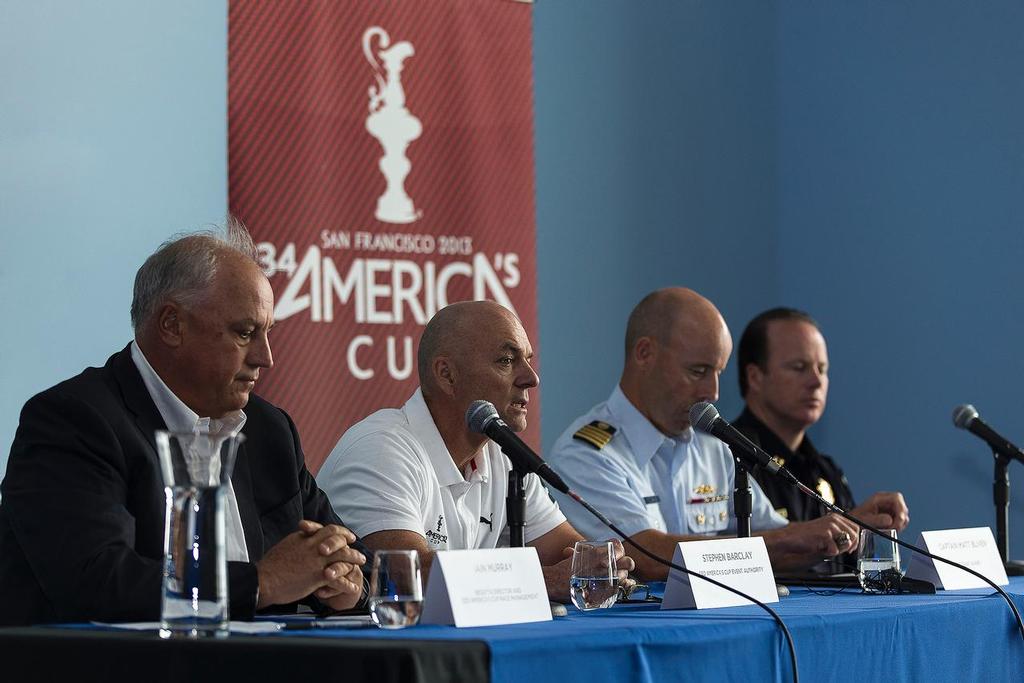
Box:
[547,288,882,581]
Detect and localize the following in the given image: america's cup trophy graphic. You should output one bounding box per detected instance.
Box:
[363,27,422,224]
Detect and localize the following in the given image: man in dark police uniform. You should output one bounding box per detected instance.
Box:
[733,307,909,534]
[0,220,365,626]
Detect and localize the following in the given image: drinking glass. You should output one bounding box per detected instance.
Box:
[155,430,243,638]
[569,541,619,611]
[857,529,903,594]
[368,550,423,629]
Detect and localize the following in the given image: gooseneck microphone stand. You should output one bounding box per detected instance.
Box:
[993,452,1024,575]
[733,458,753,539]
[507,465,527,548]
[952,404,1024,576]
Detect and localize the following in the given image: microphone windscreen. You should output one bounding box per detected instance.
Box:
[952,404,979,430]
[689,401,719,433]
[466,400,499,433]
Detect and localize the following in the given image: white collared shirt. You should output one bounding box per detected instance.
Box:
[317,389,565,551]
[131,341,250,562]
[547,385,787,541]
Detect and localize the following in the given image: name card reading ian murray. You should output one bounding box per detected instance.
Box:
[421,548,552,626]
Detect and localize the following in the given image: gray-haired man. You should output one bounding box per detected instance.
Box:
[0,220,365,626]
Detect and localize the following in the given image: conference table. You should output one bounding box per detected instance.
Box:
[3,577,1023,682]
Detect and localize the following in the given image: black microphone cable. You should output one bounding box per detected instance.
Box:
[564,489,801,683]
[690,401,1024,644]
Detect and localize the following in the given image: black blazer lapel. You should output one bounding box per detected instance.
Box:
[110,344,167,457]
[231,439,263,559]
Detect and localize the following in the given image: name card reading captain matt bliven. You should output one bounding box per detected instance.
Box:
[905,527,1008,590]
[662,536,777,610]
[420,547,551,627]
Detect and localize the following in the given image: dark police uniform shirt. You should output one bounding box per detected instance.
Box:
[733,408,856,523]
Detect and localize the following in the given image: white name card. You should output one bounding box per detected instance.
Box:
[420,547,552,627]
[904,527,1008,590]
[662,536,777,610]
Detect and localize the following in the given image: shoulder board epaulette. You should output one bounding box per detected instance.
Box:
[573,420,616,449]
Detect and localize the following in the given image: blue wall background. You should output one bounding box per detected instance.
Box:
[772,2,1024,551]
[3,1,1023,552]
[0,0,228,482]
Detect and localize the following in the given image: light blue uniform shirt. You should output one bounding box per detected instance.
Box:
[547,386,787,541]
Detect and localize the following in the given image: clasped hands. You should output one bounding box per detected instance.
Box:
[256,520,367,611]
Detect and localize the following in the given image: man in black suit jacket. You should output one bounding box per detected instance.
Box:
[0,221,365,626]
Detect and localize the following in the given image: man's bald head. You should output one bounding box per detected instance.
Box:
[624,288,725,363]
[620,287,732,436]
[418,301,522,395]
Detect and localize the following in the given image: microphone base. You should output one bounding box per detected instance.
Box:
[1005,560,1024,576]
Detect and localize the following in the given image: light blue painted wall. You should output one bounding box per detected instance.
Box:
[0,1,228,477]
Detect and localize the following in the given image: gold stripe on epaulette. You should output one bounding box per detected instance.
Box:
[572,420,617,449]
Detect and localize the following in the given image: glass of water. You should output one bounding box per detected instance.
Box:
[569,541,619,611]
[857,529,903,594]
[368,550,423,629]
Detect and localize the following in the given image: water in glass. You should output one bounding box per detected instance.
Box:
[570,541,618,611]
[155,430,242,638]
[369,596,424,628]
[369,550,422,629]
[857,528,903,594]
[569,576,619,611]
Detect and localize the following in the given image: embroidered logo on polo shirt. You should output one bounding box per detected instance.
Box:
[425,514,448,546]
[573,421,616,449]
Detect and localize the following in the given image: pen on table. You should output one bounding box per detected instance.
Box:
[280,620,374,631]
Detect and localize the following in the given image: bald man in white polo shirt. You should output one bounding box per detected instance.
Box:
[318,301,633,600]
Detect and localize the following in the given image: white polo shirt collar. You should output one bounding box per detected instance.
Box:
[405,390,490,488]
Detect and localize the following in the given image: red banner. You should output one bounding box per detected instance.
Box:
[228,1,539,471]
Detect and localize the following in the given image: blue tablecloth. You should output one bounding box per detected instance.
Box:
[284,577,1024,682]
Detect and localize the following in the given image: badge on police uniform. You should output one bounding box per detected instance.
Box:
[815,478,835,505]
[573,421,616,449]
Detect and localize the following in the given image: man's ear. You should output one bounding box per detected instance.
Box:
[745,363,765,395]
[432,356,457,397]
[632,336,656,368]
[156,303,185,348]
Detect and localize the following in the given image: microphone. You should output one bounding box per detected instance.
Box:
[466,400,570,494]
[953,404,1024,464]
[688,401,787,477]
